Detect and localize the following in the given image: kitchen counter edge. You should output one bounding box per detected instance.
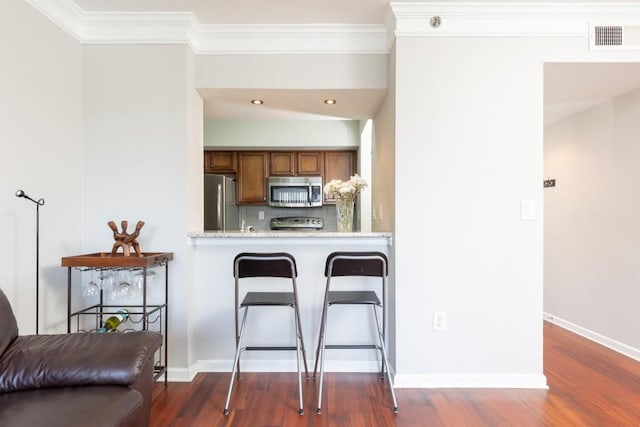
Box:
[188,231,392,239]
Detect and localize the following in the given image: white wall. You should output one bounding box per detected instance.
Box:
[186,50,205,368]
[196,54,387,90]
[372,44,396,234]
[204,119,360,149]
[359,120,373,232]
[545,87,640,355]
[393,37,546,388]
[372,41,397,365]
[0,1,83,334]
[82,44,198,373]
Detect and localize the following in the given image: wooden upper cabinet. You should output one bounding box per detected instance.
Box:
[296,152,323,176]
[323,151,357,203]
[204,151,236,174]
[204,149,356,205]
[268,151,324,176]
[270,152,296,176]
[237,152,269,205]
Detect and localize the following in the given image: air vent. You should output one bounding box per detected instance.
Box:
[594,26,623,46]
[590,24,640,50]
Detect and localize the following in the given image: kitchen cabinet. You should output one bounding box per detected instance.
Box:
[204,149,357,205]
[204,151,236,174]
[324,151,357,203]
[270,152,296,176]
[270,151,324,176]
[237,152,269,204]
[296,151,323,176]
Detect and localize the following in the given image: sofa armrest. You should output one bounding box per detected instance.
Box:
[0,331,161,393]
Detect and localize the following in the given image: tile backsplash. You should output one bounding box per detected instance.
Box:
[240,204,360,232]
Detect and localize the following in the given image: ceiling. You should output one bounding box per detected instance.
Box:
[200,89,388,121]
[71,0,395,120]
[70,2,640,123]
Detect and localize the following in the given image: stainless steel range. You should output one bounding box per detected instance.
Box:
[270,216,324,231]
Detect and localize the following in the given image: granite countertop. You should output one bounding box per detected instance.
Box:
[188,231,392,238]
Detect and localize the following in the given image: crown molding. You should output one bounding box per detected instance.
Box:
[82,12,197,45]
[390,2,640,38]
[26,0,640,51]
[24,0,390,54]
[26,0,85,42]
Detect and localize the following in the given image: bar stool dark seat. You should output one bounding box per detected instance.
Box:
[313,251,398,414]
[223,252,309,416]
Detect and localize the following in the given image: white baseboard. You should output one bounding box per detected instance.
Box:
[193,359,382,373]
[543,312,640,362]
[159,315,640,386]
[393,373,548,389]
[163,367,196,382]
[159,356,392,382]
[169,359,546,390]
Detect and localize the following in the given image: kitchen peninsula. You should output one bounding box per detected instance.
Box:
[187,231,393,375]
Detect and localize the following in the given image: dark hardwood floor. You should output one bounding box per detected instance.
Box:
[150,322,640,426]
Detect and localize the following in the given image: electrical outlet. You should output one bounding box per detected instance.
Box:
[433,311,447,331]
[258,211,265,220]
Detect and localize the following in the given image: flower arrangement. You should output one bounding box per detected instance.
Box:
[324,174,367,232]
[323,174,368,202]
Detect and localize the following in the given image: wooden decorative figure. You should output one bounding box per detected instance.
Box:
[108,220,145,257]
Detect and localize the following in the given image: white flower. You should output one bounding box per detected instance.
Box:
[339,184,356,194]
[324,174,367,200]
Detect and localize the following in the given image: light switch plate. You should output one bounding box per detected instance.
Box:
[521,200,535,221]
[433,311,447,331]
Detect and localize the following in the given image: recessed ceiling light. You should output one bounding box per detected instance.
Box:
[251,99,264,105]
[324,99,336,105]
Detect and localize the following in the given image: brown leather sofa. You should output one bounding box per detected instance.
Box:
[0,289,162,427]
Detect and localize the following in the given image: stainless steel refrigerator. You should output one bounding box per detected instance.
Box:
[204,174,239,231]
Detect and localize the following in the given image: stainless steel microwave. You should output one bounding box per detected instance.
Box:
[268,176,323,208]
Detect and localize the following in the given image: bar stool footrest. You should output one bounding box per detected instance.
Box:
[245,346,298,351]
[324,344,380,350]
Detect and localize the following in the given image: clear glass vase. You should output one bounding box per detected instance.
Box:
[336,198,354,232]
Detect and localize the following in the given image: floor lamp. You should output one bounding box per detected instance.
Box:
[16,190,45,335]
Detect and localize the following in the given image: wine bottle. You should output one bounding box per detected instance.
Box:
[97,309,129,333]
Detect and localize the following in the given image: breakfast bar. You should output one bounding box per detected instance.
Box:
[188,231,394,375]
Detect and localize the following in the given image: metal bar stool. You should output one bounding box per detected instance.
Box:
[313,251,398,414]
[223,252,309,416]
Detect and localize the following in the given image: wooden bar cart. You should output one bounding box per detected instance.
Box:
[61,252,173,382]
